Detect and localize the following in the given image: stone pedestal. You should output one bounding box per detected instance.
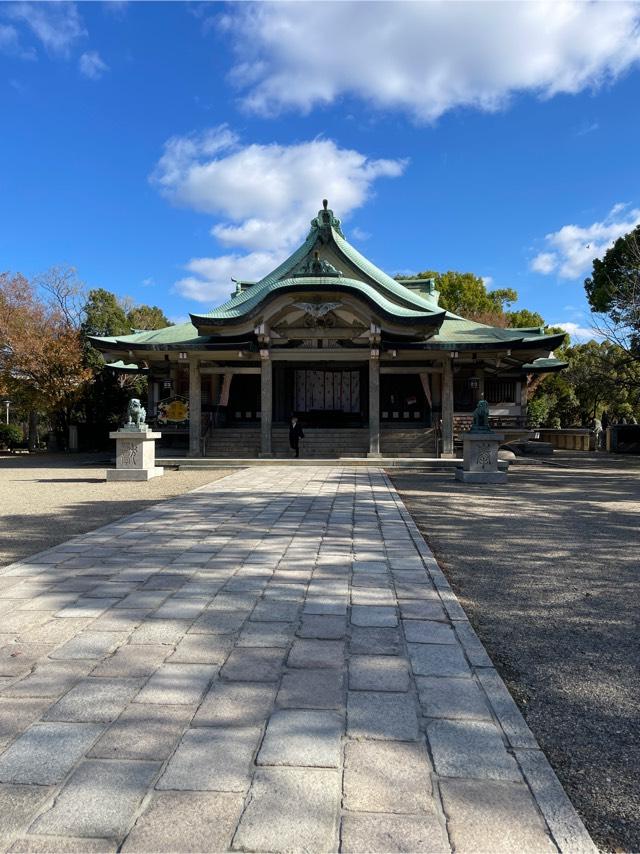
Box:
[107,428,164,481]
[455,431,507,484]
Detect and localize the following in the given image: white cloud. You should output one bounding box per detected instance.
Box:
[79,50,109,79]
[481,276,494,288]
[550,321,603,343]
[576,121,600,137]
[530,204,640,279]
[217,1,640,122]
[531,253,558,275]
[4,2,86,58]
[151,127,407,304]
[351,227,370,243]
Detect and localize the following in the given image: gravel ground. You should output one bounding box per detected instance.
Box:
[0,453,237,568]
[390,453,640,853]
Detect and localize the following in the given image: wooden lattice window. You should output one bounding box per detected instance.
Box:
[485,380,515,404]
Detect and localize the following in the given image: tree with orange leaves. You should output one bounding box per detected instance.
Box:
[0,271,91,446]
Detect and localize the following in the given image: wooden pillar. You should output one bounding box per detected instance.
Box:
[368,353,381,457]
[188,357,201,457]
[260,353,272,457]
[441,357,454,458]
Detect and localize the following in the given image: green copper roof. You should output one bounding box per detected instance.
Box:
[88,202,565,363]
[190,202,443,329]
[89,322,207,348]
[191,277,445,326]
[520,357,568,373]
[105,360,149,373]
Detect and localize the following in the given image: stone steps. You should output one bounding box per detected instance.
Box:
[204,427,436,458]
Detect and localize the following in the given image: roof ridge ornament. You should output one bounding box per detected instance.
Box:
[292,249,344,278]
[309,199,345,238]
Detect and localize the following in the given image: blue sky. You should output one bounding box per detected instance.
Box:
[2,1,640,340]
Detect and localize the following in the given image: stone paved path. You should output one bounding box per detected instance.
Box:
[0,467,595,853]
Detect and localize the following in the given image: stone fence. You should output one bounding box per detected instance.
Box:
[536,428,595,451]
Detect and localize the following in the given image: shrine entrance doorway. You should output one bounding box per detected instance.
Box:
[274,366,367,427]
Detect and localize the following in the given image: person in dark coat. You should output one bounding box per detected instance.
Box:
[289,416,304,458]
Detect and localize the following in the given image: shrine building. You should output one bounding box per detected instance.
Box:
[89,201,566,459]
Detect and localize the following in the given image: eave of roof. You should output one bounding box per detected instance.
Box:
[190,277,447,328]
[520,357,568,373]
[105,360,149,374]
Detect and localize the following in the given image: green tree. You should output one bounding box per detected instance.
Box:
[396,270,517,322]
[127,304,170,331]
[505,308,545,328]
[81,288,130,338]
[528,341,640,426]
[585,224,640,356]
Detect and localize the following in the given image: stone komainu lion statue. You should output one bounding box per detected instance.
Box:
[472,398,490,431]
[127,398,146,428]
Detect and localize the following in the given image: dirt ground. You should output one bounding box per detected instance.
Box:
[391,453,640,853]
[0,453,237,568]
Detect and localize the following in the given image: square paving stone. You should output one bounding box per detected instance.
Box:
[287,639,344,669]
[91,644,169,678]
[193,682,277,727]
[349,656,410,692]
[0,698,53,751]
[427,719,522,780]
[17,618,93,646]
[114,591,169,610]
[351,606,398,628]
[220,647,285,682]
[44,677,144,723]
[238,621,294,648]
[349,627,403,656]
[50,632,129,661]
[56,599,119,619]
[210,592,260,612]
[302,599,348,617]
[121,791,244,853]
[31,759,159,839]
[232,767,340,853]
[297,615,347,640]
[340,812,449,853]
[9,834,117,851]
[250,601,302,622]
[89,703,194,760]
[149,597,210,621]
[189,610,247,635]
[0,785,54,845]
[134,663,217,705]
[89,610,148,633]
[351,561,388,574]
[19,594,78,612]
[3,662,92,699]
[347,692,419,741]
[277,669,344,710]
[398,599,447,621]
[257,710,343,767]
[403,620,456,645]
[158,726,261,792]
[351,589,396,607]
[0,723,104,784]
[439,779,557,853]
[343,740,433,812]
[417,676,492,721]
[169,634,234,664]
[394,584,441,601]
[408,643,471,678]
[0,644,54,677]
[128,620,190,646]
